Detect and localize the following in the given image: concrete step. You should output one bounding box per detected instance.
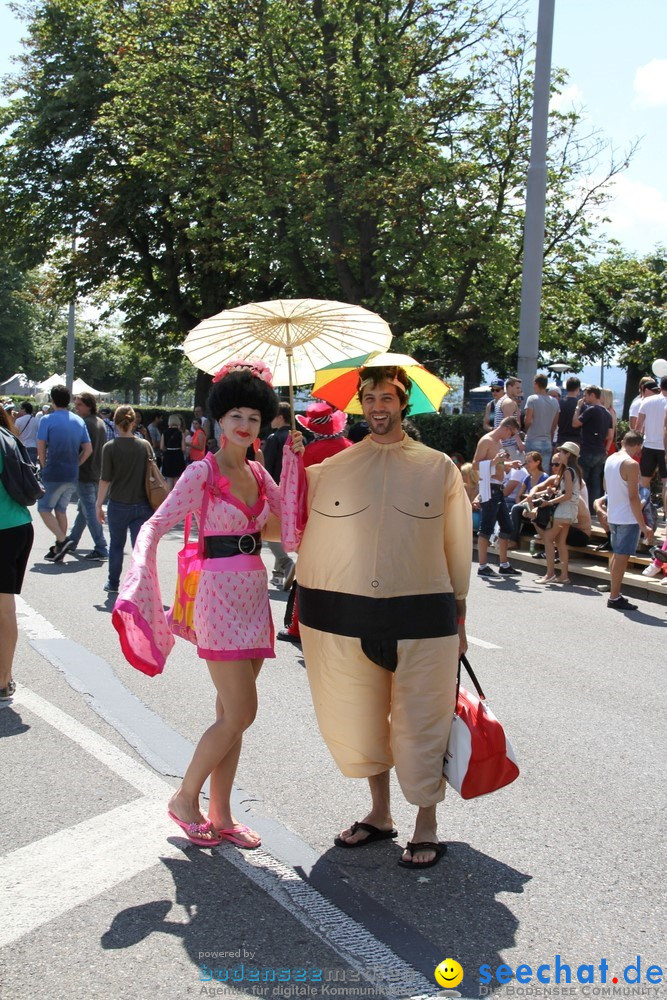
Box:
[475,531,667,603]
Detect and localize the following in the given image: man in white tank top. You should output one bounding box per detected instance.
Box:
[602,430,654,612]
[635,376,667,518]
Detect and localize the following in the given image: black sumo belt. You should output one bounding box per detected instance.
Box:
[298,585,457,673]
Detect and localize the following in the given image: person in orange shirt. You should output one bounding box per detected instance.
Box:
[187,418,207,463]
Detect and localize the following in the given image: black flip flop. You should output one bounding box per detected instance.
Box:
[397,841,447,869]
[334,821,398,849]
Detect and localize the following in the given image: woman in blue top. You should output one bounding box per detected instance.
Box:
[0,407,35,700]
[508,451,548,543]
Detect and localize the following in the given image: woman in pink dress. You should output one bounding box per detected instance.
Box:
[113,360,284,848]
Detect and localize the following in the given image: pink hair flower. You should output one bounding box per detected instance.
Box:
[212,358,274,387]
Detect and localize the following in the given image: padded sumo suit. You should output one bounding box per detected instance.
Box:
[282,433,472,807]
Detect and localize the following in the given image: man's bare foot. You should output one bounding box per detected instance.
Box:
[400,843,442,865]
[336,814,397,847]
[401,817,440,865]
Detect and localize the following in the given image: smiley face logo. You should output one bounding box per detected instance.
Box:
[434,958,464,989]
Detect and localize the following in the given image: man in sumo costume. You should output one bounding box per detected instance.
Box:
[284,365,471,868]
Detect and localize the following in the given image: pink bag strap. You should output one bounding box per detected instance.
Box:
[248,459,266,501]
[182,455,215,554]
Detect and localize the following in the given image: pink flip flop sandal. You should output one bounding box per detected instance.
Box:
[167,809,223,847]
[217,823,262,849]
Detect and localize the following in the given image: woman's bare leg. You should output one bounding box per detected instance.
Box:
[537,523,558,579]
[168,658,259,836]
[208,660,263,844]
[0,594,17,689]
[556,525,570,580]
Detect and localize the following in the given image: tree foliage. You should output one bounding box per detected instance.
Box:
[546,249,667,416]
[0,250,42,374]
[1,0,629,396]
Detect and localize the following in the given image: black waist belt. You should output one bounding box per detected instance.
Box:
[298,586,457,640]
[204,533,262,558]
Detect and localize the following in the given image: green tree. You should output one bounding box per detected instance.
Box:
[1,0,627,398]
[0,251,39,377]
[538,248,667,416]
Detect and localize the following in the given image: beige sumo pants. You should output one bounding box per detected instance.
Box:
[300,627,459,807]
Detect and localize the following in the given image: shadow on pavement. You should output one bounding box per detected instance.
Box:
[98,834,530,997]
[0,704,31,738]
[29,561,98,576]
[309,841,531,998]
[100,849,354,991]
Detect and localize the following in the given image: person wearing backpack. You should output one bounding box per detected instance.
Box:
[96,405,154,595]
[0,407,34,700]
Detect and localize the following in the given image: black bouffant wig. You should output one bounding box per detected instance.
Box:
[206,370,279,426]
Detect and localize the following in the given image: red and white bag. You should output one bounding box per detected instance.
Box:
[444,655,519,799]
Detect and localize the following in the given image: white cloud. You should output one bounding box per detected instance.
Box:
[599,174,667,252]
[633,59,667,107]
[550,83,584,112]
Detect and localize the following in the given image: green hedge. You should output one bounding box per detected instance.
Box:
[411,413,484,460]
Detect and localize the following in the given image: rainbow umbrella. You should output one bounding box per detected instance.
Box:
[311,352,450,416]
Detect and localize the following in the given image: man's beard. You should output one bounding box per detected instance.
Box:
[367,411,400,436]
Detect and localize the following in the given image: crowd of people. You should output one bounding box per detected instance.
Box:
[470,372,667,610]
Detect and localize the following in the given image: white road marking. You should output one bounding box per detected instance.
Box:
[8,683,440,997]
[0,796,180,948]
[223,847,439,1000]
[15,594,64,640]
[13,687,167,799]
[466,635,501,649]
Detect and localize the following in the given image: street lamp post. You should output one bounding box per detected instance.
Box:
[65,226,76,393]
[517,0,556,405]
[140,376,154,405]
[547,361,571,389]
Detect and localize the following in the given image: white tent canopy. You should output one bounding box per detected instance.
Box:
[72,377,108,397]
[0,372,42,395]
[35,374,108,397]
[36,373,66,392]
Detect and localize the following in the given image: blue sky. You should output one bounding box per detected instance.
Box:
[526,0,667,255]
[1,0,665,257]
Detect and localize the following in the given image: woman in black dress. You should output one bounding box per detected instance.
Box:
[160,413,187,491]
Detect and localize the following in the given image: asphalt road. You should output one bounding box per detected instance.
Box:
[1,513,665,1000]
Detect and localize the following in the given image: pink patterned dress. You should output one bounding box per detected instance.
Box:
[113,452,282,675]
